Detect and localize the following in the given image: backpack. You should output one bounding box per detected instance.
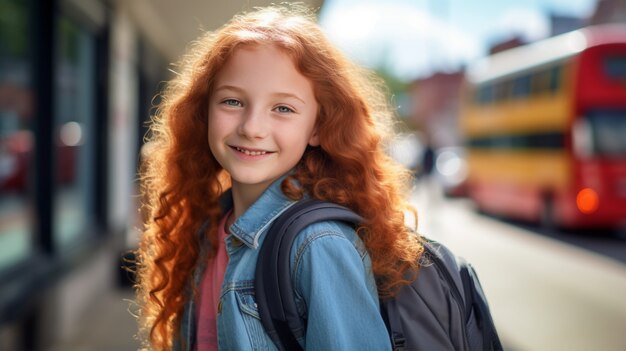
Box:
[255,199,503,351]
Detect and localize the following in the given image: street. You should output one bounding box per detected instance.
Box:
[411,179,626,351]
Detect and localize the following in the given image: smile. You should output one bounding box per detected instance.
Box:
[232,146,272,156]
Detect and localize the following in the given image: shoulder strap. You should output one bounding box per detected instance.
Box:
[458,259,503,350]
[255,199,363,351]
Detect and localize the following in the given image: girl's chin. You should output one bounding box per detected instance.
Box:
[230,174,276,188]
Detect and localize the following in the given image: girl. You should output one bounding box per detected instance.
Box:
[136,5,423,351]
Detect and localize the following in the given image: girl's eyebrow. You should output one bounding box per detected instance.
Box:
[214,85,244,94]
[214,85,306,105]
[272,92,306,105]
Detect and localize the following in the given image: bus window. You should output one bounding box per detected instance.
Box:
[588,110,626,157]
[531,69,551,95]
[477,83,494,104]
[494,79,513,102]
[512,74,531,98]
[528,132,564,149]
[549,66,561,92]
[603,55,626,81]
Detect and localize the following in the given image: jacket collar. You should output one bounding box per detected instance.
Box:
[227,176,297,249]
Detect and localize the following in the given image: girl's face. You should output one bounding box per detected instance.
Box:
[208,44,319,196]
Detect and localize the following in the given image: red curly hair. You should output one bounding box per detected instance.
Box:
[137,4,424,350]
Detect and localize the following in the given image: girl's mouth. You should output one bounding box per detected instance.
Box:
[231,146,273,156]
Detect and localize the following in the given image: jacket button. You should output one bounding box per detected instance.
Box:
[232,237,243,247]
[217,300,223,314]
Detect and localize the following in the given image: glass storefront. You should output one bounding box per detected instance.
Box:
[0,0,34,269]
[53,16,96,250]
[1,1,99,267]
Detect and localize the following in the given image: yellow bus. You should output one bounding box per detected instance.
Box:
[460,24,626,229]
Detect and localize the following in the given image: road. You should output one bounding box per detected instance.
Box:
[411,179,626,351]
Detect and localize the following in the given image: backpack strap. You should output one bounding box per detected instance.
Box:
[255,199,363,351]
[458,259,503,350]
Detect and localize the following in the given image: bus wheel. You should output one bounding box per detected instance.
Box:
[540,196,557,232]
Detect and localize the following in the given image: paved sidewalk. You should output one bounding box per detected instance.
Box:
[49,288,139,351]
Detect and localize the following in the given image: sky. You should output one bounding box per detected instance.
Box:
[318,0,598,81]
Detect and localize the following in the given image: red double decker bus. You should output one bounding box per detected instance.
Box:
[460,24,626,229]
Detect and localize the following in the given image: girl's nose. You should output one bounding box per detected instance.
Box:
[238,108,268,139]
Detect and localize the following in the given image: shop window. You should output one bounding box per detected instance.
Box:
[53,16,96,249]
[0,0,34,269]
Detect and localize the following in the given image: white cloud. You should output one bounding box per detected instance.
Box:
[319,2,481,80]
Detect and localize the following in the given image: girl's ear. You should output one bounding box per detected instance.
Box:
[308,129,320,147]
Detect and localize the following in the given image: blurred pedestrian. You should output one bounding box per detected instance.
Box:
[419,143,435,179]
[135,5,423,351]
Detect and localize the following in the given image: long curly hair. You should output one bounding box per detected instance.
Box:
[136,4,424,350]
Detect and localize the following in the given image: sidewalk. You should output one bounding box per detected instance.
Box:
[49,287,139,351]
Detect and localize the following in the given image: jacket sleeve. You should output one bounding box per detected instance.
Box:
[291,225,391,351]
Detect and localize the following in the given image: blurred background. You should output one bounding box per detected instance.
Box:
[1,0,625,350]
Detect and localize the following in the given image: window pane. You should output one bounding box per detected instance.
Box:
[531,69,550,94]
[477,84,494,104]
[0,0,34,269]
[54,17,95,249]
[512,74,531,97]
[549,66,561,92]
[588,110,626,157]
[604,55,626,80]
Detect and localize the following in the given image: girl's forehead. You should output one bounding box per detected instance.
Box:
[212,44,316,101]
[217,45,301,80]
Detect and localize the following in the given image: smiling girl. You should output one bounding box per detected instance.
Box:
[136,5,423,351]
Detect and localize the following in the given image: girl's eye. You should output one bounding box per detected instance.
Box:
[275,105,294,113]
[222,99,242,107]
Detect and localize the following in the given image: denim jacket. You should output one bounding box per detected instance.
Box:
[176,177,391,350]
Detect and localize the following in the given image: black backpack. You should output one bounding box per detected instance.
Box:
[255,199,503,351]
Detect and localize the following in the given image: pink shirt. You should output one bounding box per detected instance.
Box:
[196,211,230,351]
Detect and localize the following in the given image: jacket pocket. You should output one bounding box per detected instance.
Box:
[235,289,261,319]
[234,289,276,350]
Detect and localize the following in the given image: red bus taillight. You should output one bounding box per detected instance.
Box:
[576,188,599,214]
